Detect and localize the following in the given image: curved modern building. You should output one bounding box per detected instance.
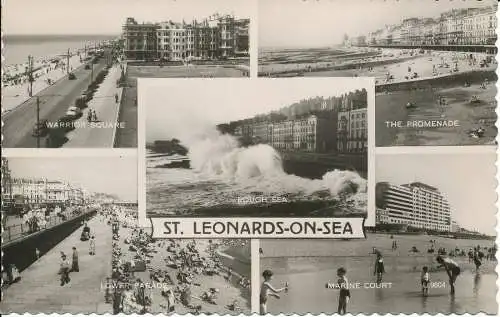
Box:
[376,181,452,231]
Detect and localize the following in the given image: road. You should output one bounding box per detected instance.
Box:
[0,216,113,314]
[63,65,123,147]
[2,55,108,148]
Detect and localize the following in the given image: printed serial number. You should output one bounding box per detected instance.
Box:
[429,281,447,288]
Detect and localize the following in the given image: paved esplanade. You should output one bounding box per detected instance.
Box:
[0,216,112,314]
[2,56,108,148]
[63,65,124,147]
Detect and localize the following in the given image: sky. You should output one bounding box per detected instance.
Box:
[3,0,252,35]
[259,0,496,48]
[376,151,497,236]
[142,77,372,142]
[7,157,137,201]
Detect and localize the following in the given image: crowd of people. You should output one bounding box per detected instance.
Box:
[107,211,250,314]
[2,53,78,91]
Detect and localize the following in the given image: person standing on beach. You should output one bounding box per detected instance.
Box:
[436,255,460,295]
[260,270,288,315]
[421,266,430,296]
[335,267,350,315]
[473,247,482,272]
[374,250,385,283]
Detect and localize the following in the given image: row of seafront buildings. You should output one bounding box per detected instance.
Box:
[122,13,249,61]
[350,4,497,47]
[233,94,367,153]
[376,182,453,232]
[1,158,90,208]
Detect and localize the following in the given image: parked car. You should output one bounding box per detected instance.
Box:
[68,72,76,80]
[66,106,82,119]
[32,119,49,137]
[84,64,91,70]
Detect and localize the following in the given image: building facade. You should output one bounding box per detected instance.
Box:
[123,14,249,61]
[356,4,497,47]
[337,97,367,153]
[376,182,452,232]
[10,178,86,206]
[235,114,336,153]
[1,157,13,203]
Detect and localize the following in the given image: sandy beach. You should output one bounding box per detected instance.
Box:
[2,52,87,113]
[260,234,496,314]
[109,210,250,314]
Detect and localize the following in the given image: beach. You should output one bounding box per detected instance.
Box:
[109,209,250,314]
[260,234,497,314]
[2,34,116,114]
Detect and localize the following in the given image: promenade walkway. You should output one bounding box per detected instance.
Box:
[3,55,83,113]
[64,65,124,148]
[2,56,108,148]
[0,216,113,314]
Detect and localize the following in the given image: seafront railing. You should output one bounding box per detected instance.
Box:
[1,210,93,244]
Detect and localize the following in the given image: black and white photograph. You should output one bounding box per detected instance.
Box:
[0,155,138,313]
[140,78,373,221]
[3,0,251,148]
[258,0,498,147]
[259,148,497,314]
[111,225,251,314]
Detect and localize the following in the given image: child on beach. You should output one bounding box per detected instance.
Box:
[260,269,288,315]
[373,250,385,283]
[421,266,430,296]
[436,255,460,295]
[336,267,350,315]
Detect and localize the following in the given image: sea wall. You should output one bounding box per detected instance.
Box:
[376,70,497,93]
[2,210,96,272]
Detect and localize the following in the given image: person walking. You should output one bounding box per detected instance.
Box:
[89,236,96,255]
[87,109,93,122]
[60,254,71,286]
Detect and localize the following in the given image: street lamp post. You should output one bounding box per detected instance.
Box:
[36,96,40,148]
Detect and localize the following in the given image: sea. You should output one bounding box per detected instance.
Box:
[260,235,497,314]
[146,133,367,217]
[3,34,117,65]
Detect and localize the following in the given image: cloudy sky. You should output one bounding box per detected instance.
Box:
[259,0,495,48]
[3,0,251,35]
[7,156,137,201]
[376,150,497,236]
[142,77,372,142]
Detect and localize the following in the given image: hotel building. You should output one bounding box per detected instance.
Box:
[9,178,87,206]
[123,14,249,61]
[337,97,367,153]
[235,114,337,153]
[357,4,497,47]
[376,181,452,232]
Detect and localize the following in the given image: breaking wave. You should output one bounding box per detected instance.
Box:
[186,132,367,204]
